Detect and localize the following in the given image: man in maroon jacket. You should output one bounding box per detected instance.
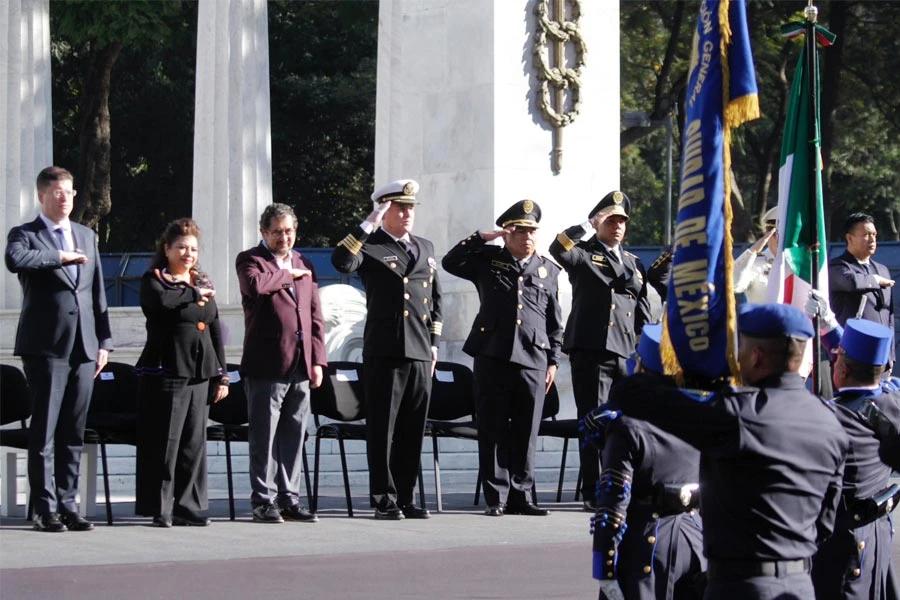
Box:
[236,203,327,523]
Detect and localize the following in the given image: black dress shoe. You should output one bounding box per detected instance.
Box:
[59,511,95,531]
[151,515,173,528]
[280,504,319,523]
[484,505,505,517]
[33,512,67,533]
[399,504,431,519]
[505,502,550,516]
[172,515,211,527]
[374,501,404,520]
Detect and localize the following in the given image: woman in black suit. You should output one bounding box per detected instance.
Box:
[135,218,228,527]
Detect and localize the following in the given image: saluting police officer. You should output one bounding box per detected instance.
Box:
[331,179,442,520]
[442,200,563,517]
[583,323,705,600]
[613,304,849,599]
[812,319,900,599]
[549,190,651,511]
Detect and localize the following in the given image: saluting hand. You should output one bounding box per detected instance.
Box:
[479,227,513,242]
[365,200,392,227]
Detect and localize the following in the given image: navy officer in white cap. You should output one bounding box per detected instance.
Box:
[332,179,442,520]
[443,200,563,517]
[812,319,900,599]
[611,304,849,599]
[549,190,652,511]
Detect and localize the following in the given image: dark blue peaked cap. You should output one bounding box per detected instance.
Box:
[738,304,814,339]
[841,319,893,366]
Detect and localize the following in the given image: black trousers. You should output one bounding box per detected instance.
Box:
[473,356,545,508]
[22,354,96,516]
[364,357,431,507]
[570,350,626,503]
[135,376,210,519]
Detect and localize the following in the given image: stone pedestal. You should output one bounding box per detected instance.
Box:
[0,0,53,309]
[376,0,621,413]
[192,0,273,305]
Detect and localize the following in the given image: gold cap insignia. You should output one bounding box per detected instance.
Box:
[538,266,547,279]
[613,191,624,204]
[403,182,415,195]
[523,200,534,214]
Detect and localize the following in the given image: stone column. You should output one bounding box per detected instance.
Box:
[0,0,53,309]
[192,0,273,306]
[375,0,620,368]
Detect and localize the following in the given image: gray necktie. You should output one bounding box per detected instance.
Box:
[54,227,77,281]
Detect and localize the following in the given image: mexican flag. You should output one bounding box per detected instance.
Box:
[765,41,830,308]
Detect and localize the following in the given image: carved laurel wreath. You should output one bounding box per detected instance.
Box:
[533,0,587,128]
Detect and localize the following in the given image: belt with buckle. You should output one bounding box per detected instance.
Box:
[708,558,812,580]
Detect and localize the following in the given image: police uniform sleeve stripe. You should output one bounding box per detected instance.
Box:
[430,321,443,336]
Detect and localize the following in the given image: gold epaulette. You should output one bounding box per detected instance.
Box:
[556,232,575,252]
[337,234,363,255]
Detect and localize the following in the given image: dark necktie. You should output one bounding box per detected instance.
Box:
[54,227,77,281]
[401,239,417,262]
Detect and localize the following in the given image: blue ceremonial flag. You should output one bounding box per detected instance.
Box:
[663,0,759,381]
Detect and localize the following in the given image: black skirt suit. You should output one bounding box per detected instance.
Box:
[135,270,227,519]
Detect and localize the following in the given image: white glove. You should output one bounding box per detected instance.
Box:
[804,289,838,333]
[581,220,594,233]
[598,580,626,600]
[365,200,392,225]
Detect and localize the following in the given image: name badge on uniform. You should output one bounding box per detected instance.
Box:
[591,254,606,264]
[537,266,547,279]
[491,260,511,271]
[383,255,399,262]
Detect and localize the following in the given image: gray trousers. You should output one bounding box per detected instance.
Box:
[245,368,310,508]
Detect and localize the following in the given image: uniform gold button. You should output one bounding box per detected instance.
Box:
[423,314,428,321]
[853,568,861,577]
[516,319,522,325]
[607,572,614,578]
[518,290,523,295]
[609,322,615,327]
[647,536,656,544]
[404,293,410,299]
[423,282,428,287]
[610,304,615,310]
[651,512,659,519]
[403,310,409,317]
[461,241,466,245]
[606,560,613,566]
[608,550,615,557]
[626,312,631,317]
[517,304,523,309]
[480,327,486,332]
[539,283,543,288]
[519,276,524,281]
[423,298,428,304]
[197,322,206,331]
[403,277,409,283]
[643,566,652,574]
[390,263,397,269]
[197,301,206,307]
[858,541,866,550]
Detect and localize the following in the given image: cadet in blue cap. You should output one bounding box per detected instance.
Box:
[812,319,900,600]
[442,200,563,517]
[549,190,652,511]
[582,323,706,599]
[332,179,442,520]
[610,303,849,599]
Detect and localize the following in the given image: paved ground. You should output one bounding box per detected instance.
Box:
[2,486,898,600]
[0,488,596,600]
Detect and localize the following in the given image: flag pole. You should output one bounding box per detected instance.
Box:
[805,0,823,396]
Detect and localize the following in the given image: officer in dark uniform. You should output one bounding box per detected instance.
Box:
[583,323,705,600]
[331,179,442,520]
[442,200,563,517]
[613,304,849,599]
[812,319,900,599]
[549,190,652,511]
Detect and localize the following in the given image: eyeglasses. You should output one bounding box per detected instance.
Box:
[50,189,77,199]
[266,228,296,237]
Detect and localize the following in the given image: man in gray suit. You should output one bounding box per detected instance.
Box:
[5,166,113,532]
